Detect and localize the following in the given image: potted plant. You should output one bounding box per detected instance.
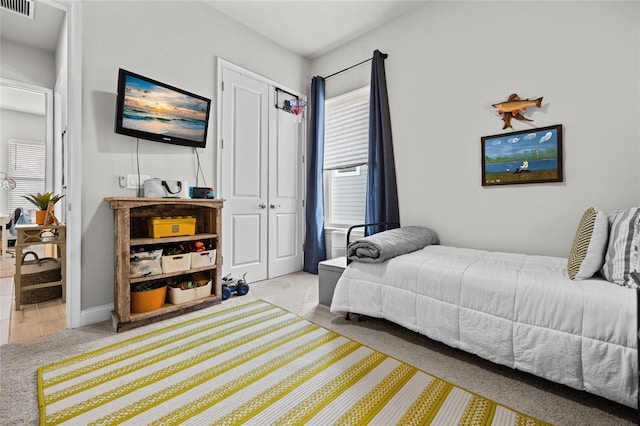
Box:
[22,192,65,225]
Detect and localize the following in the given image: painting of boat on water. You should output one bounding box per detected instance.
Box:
[481,124,563,186]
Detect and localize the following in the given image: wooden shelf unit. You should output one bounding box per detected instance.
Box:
[105,197,223,331]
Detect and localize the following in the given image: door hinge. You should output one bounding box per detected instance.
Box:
[221,81,224,91]
[302,199,305,207]
[302,154,304,163]
[221,139,224,149]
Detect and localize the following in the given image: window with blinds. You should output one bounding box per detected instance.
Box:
[324,87,369,226]
[7,139,46,215]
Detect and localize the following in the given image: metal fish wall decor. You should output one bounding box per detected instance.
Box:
[492,93,543,129]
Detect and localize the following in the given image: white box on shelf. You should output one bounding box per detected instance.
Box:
[161,254,191,274]
[167,280,212,304]
[190,250,216,269]
[195,280,213,299]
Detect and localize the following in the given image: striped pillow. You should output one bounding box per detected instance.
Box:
[601,207,640,288]
[567,207,609,280]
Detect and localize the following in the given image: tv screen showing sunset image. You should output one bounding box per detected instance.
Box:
[121,74,209,143]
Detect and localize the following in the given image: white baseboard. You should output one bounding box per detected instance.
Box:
[79,303,113,327]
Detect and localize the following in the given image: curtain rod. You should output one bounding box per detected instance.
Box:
[323,52,388,80]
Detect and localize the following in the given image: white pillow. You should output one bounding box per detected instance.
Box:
[567,207,609,280]
[601,207,640,287]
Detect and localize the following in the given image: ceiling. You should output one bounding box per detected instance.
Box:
[0,0,425,114]
[204,1,427,59]
[1,1,425,113]
[1,1,426,60]
[0,0,65,52]
[0,1,426,61]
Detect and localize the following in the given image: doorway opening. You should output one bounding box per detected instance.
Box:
[0,81,64,344]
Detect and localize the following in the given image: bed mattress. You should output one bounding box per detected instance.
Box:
[330,245,637,407]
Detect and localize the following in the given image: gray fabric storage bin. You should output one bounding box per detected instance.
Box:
[318,257,346,306]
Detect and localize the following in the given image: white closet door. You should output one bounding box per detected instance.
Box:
[268,100,303,278]
[219,63,304,283]
[220,67,269,282]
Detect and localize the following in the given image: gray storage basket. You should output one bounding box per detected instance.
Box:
[20,251,62,305]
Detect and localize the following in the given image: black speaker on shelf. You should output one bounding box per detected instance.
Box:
[189,187,215,199]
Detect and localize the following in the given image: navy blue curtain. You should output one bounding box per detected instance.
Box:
[365,50,400,236]
[303,76,327,274]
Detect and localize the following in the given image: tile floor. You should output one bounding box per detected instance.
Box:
[0,250,66,345]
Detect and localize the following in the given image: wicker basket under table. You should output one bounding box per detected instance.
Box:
[19,251,62,305]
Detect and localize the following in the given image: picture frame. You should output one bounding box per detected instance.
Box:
[481,124,563,186]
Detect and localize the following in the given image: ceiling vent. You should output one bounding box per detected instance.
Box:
[1,0,35,19]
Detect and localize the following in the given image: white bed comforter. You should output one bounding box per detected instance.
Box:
[330,245,637,407]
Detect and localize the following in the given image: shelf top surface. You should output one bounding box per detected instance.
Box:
[104,197,223,208]
[16,223,66,229]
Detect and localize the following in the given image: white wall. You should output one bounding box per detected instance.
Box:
[80,1,309,310]
[311,1,640,257]
[0,39,56,88]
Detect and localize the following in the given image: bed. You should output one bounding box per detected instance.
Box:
[330,208,640,408]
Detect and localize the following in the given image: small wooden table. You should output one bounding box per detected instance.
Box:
[13,224,66,310]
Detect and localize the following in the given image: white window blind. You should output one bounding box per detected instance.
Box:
[326,165,368,225]
[323,87,370,226]
[8,139,45,215]
[324,86,369,170]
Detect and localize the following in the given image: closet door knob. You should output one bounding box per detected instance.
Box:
[258,203,267,209]
[270,204,281,209]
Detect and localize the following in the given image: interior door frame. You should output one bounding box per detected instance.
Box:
[0,79,53,189]
[63,0,82,328]
[215,58,306,278]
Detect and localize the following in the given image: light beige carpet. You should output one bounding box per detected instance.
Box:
[38,300,550,425]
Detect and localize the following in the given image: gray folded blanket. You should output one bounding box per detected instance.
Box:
[347,226,439,263]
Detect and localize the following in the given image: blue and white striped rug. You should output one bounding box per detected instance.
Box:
[38,300,549,425]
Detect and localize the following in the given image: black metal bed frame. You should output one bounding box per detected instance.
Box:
[343,221,399,320]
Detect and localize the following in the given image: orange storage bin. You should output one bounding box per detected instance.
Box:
[131,285,167,313]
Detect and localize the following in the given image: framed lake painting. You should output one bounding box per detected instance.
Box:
[481,124,563,186]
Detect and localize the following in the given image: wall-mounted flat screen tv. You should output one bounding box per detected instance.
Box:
[115,69,211,148]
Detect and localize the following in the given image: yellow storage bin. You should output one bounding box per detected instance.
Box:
[148,216,196,238]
